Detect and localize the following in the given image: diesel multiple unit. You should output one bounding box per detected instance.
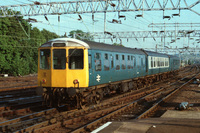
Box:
[38,38,180,108]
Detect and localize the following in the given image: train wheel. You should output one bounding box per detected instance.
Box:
[80,100,87,109]
[76,94,87,109]
[43,92,52,107]
[53,89,62,107]
[57,98,62,107]
[95,92,102,104]
[76,95,81,109]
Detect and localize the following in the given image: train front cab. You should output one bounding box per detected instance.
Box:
[37,39,89,105]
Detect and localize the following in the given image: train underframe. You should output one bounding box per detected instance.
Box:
[42,70,178,109]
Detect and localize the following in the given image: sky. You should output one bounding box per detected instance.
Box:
[0,0,200,55]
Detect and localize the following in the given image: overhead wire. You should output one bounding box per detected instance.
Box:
[62,14,108,32]
[125,14,147,30]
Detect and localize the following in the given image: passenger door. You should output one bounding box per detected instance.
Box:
[92,52,102,85]
[88,51,93,86]
[67,48,89,88]
[51,49,67,87]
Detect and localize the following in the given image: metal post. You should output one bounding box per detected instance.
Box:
[104,11,106,32]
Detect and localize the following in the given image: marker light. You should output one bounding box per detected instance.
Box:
[73,79,79,84]
[42,79,46,84]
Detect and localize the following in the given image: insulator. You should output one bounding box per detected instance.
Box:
[44,15,48,21]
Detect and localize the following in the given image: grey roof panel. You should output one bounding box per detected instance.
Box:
[144,50,169,57]
[83,40,145,55]
[39,38,178,59]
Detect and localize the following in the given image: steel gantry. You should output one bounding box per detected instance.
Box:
[0,0,200,17]
[75,30,200,40]
[148,23,200,28]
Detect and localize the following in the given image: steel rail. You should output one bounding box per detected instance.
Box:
[0,108,56,128]
[0,85,37,92]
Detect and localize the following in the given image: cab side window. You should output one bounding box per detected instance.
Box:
[89,54,91,69]
[40,49,51,69]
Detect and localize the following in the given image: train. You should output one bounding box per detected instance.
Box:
[38,38,180,108]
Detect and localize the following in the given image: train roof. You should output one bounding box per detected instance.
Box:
[144,50,169,57]
[39,38,179,58]
[83,40,145,55]
[40,38,145,55]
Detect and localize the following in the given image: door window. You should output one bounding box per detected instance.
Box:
[53,49,66,69]
[95,53,101,71]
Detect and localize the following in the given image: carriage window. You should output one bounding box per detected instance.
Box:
[68,49,83,69]
[127,55,131,69]
[104,53,108,60]
[53,49,66,69]
[141,58,144,67]
[130,56,133,69]
[137,57,140,67]
[116,54,120,70]
[151,57,153,67]
[122,55,126,69]
[154,58,156,67]
[40,49,50,69]
[104,53,109,71]
[157,58,160,67]
[111,54,114,69]
[133,56,136,67]
[161,58,164,66]
[95,53,101,71]
[165,58,169,66]
[116,54,119,60]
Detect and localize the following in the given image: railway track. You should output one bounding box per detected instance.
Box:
[0,86,161,132]
[55,65,199,133]
[72,74,199,132]
[0,86,47,121]
[0,66,195,133]
[0,75,37,89]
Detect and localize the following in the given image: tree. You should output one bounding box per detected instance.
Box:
[41,29,59,42]
[68,30,94,41]
[0,9,60,76]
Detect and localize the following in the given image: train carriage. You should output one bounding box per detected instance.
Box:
[144,51,170,75]
[84,40,147,86]
[169,55,181,71]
